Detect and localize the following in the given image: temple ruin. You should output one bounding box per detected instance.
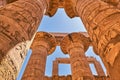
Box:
[0,0,120,80]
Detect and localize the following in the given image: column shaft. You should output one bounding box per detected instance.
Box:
[0,0,47,59]
[94,60,105,76]
[52,61,58,76]
[0,0,48,79]
[22,46,47,80]
[22,32,56,80]
[69,45,93,80]
[75,0,120,79]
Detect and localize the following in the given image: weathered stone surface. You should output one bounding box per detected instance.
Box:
[72,0,120,79]
[52,60,58,76]
[87,57,105,77]
[0,0,120,79]
[53,57,106,78]
[101,0,119,6]
[46,0,78,18]
[22,32,56,80]
[44,75,109,80]
[0,0,48,61]
[0,40,32,80]
[60,32,94,80]
[0,0,48,79]
[50,32,88,46]
[0,0,6,6]
[52,58,70,76]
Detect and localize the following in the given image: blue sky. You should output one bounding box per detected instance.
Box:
[17,8,106,80]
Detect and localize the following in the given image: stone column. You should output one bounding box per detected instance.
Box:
[60,32,94,80]
[22,32,56,80]
[87,57,105,77]
[52,60,58,76]
[0,0,49,60]
[0,0,49,79]
[70,0,120,79]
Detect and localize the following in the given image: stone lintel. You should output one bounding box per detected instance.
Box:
[56,58,70,64]
[32,32,89,46]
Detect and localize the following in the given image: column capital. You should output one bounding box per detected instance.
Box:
[45,0,78,18]
[31,32,56,55]
[60,32,91,54]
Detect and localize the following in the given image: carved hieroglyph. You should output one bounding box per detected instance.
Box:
[22,32,56,80]
[60,32,94,80]
[69,0,120,79]
[0,0,49,79]
[0,0,48,61]
[0,0,120,79]
[0,41,32,80]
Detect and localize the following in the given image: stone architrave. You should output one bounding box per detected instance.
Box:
[52,58,70,76]
[60,32,94,80]
[22,32,56,80]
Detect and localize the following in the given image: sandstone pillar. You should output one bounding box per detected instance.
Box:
[94,59,105,76]
[52,60,58,76]
[0,0,49,60]
[87,57,105,77]
[70,0,120,79]
[22,32,56,80]
[0,0,49,79]
[60,32,94,80]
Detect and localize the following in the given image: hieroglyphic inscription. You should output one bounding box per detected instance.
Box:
[0,0,47,62]
[0,55,16,80]
[0,41,30,79]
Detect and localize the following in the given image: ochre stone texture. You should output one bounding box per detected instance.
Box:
[44,75,110,80]
[50,32,88,46]
[71,0,120,79]
[44,75,72,80]
[22,32,56,80]
[0,41,32,80]
[53,57,106,78]
[23,32,109,80]
[0,0,48,60]
[0,0,49,79]
[60,32,94,80]
[52,60,58,76]
[87,57,105,77]
[0,0,120,79]
[52,58,70,76]
[45,0,77,18]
